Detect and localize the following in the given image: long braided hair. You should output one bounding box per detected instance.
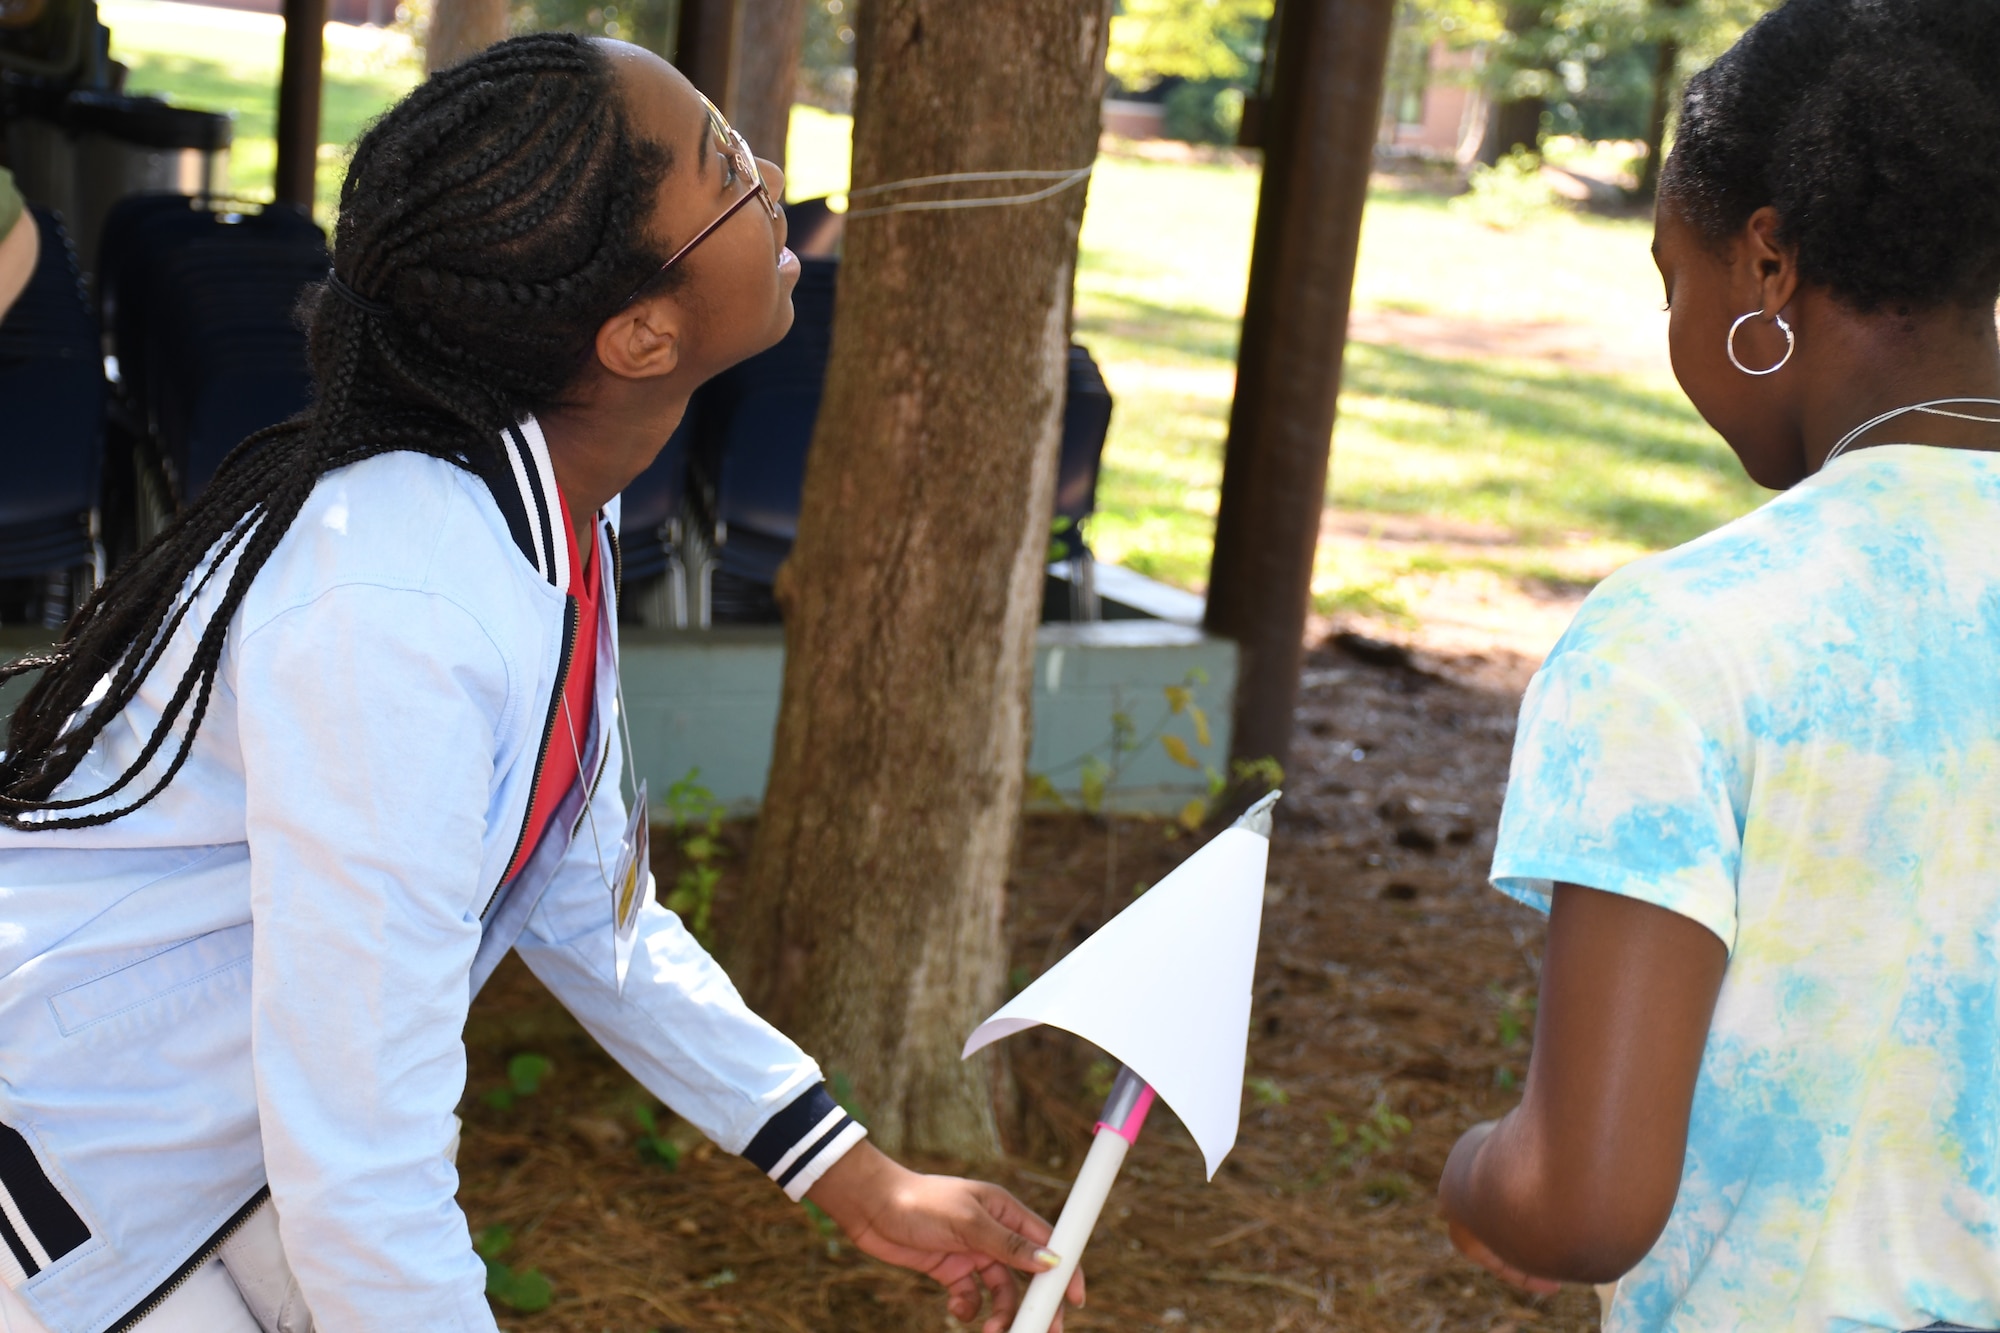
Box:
[1,33,677,830]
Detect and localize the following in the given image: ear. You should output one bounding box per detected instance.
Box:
[1738,206,1801,320]
[593,295,683,382]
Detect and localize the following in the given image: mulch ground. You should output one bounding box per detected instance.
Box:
[457,627,1599,1333]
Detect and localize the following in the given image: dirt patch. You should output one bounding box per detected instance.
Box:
[457,630,1591,1332]
[1346,307,1670,381]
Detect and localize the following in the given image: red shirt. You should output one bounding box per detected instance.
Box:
[502,492,602,883]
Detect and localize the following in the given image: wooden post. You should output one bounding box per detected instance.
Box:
[274,0,328,212]
[674,0,742,116]
[1204,0,1396,773]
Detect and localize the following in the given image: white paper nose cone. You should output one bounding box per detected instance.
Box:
[963,822,1271,1179]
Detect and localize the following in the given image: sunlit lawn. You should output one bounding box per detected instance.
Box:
[104,0,1767,607]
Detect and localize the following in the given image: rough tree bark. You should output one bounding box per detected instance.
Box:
[727,0,1112,1158]
[426,0,507,71]
[734,0,807,173]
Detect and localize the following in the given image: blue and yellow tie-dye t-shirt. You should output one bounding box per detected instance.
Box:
[1492,445,2000,1333]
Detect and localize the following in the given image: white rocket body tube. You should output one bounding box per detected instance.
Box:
[1009,1067,1156,1333]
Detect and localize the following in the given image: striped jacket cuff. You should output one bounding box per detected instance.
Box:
[741,1082,868,1203]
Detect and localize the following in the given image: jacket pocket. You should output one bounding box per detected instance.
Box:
[47,923,254,1038]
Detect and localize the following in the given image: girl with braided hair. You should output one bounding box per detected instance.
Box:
[1436,0,2000,1329]
[0,35,1084,1333]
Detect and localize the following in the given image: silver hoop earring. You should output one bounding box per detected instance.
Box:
[1727,309,1794,376]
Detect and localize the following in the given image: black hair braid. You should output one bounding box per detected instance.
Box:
[1,32,679,827]
[1663,0,2000,313]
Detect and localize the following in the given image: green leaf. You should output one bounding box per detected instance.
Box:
[1079,756,1111,815]
[1177,797,1207,832]
[1161,734,1200,769]
[485,1259,553,1312]
[506,1053,553,1097]
[1189,704,1211,749]
[638,1134,681,1170]
[1163,684,1192,714]
[1246,1075,1289,1106]
[479,1088,515,1113]
[1024,772,1067,810]
[474,1226,514,1261]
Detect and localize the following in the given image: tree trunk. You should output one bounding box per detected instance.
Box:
[675,0,742,113]
[426,0,507,71]
[734,0,807,174]
[1480,93,1544,163]
[1637,0,1690,201]
[1476,1,1546,165]
[728,0,1112,1158]
[1206,0,1397,777]
[1636,37,1678,200]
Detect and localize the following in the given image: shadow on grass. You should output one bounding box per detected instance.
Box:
[1338,343,1767,550]
[1076,287,1244,364]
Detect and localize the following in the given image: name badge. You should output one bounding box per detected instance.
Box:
[612,779,650,996]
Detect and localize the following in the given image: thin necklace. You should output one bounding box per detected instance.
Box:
[1821,397,2000,469]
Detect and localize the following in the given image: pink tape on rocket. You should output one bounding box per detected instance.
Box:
[1095,1083,1156,1145]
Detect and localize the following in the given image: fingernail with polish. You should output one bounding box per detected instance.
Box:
[1035,1247,1062,1268]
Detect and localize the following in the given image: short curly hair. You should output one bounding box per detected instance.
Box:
[1662,0,2000,313]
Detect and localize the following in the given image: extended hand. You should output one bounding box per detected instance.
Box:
[806,1142,1086,1333]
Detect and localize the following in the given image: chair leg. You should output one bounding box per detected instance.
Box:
[1070,552,1101,624]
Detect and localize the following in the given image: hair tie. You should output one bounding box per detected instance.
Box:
[326,270,390,317]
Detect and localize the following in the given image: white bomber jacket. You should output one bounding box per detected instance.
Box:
[0,420,864,1333]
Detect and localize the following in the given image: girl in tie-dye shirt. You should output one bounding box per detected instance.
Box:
[1437,2,2000,1330]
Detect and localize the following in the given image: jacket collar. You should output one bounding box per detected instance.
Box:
[481,416,570,591]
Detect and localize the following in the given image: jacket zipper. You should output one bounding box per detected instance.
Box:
[484,594,579,920]
[106,1187,270,1333]
[570,518,620,834]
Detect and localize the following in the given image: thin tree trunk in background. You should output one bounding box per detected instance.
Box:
[675,0,743,114]
[426,0,507,70]
[1477,1,1546,164]
[1637,37,1678,200]
[734,0,807,174]
[729,0,1112,1158]
[1637,0,1689,200]
[1206,0,1396,776]
[1481,93,1544,162]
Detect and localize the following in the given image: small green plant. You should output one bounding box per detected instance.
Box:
[1246,1075,1289,1107]
[1451,149,1564,231]
[1495,988,1536,1049]
[803,1199,842,1257]
[1361,1171,1416,1207]
[632,1103,681,1170]
[1322,1099,1413,1178]
[661,768,728,948]
[698,1268,738,1290]
[480,1052,554,1112]
[474,1226,553,1312]
[827,1070,868,1126]
[1084,1058,1118,1103]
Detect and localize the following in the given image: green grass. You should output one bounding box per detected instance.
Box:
[105,0,422,219]
[97,4,1768,606]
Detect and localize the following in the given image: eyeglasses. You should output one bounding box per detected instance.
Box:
[621,94,778,307]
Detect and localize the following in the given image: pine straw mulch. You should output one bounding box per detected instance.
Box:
[456,627,1598,1333]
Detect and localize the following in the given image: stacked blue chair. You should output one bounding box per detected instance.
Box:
[688,254,839,623]
[98,196,326,506]
[0,207,104,621]
[1052,343,1111,563]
